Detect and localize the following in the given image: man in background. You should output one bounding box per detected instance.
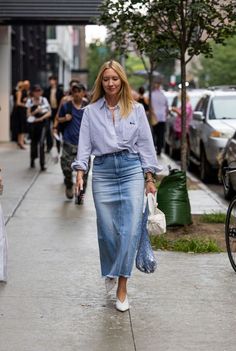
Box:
[58,83,88,202]
[151,79,169,156]
[44,75,64,152]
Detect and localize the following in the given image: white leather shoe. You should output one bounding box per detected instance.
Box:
[105,277,117,293]
[116,295,129,312]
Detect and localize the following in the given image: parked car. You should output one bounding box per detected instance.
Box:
[218,133,236,199]
[163,90,177,107]
[188,87,236,182]
[164,89,206,158]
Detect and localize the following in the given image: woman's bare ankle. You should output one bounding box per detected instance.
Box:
[116,288,127,302]
[117,277,128,302]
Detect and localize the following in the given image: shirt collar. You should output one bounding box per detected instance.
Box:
[99,97,120,111]
[99,97,106,110]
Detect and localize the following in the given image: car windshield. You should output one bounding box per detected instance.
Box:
[166,96,175,106]
[209,96,236,119]
[189,95,202,109]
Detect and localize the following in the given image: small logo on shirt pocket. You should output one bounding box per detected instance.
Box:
[123,121,138,141]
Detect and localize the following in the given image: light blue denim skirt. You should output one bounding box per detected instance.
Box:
[92,151,145,278]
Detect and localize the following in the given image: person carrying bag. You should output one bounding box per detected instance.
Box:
[72,60,163,312]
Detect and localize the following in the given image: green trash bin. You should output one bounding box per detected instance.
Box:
[157,169,192,226]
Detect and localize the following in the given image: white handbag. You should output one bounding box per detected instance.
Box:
[147,193,166,235]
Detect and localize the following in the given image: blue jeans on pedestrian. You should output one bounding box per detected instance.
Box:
[92,150,145,278]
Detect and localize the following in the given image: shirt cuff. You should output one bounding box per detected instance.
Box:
[143,165,163,174]
[71,160,87,172]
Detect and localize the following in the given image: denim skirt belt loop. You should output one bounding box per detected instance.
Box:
[92,151,145,278]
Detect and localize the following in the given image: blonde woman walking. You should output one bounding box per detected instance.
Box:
[72,60,161,312]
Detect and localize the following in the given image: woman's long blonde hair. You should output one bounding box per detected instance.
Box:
[91,60,134,117]
[17,81,24,90]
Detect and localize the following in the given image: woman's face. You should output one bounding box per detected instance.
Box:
[102,68,122,98]
[33,90,42,98]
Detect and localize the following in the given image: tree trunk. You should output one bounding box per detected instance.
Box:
[180,56,187,172]
[148,72,153,113]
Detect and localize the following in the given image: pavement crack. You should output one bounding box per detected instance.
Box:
[5,171,40,226]
[129,309,137,351]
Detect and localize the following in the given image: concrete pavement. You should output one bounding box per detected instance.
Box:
[0,142,236,351]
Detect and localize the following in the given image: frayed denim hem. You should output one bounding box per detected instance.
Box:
[103,274,130,279]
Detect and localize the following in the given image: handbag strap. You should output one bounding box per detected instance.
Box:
[147,193,157,216]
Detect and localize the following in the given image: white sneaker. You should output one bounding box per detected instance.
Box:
[105,277,117,293]
[116,295,129,312]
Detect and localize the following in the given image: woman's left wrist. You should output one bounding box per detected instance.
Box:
[145,179,155,183]
[144,173,156,183]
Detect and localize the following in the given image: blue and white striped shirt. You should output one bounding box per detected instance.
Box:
[72,97,162,174]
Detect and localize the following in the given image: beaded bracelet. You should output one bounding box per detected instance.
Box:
[145,178,155,184]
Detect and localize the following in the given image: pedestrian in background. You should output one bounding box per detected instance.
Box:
[23,80,31,98]
[72,60,161,312]
[52,80,87,159]
[26,85,51,170]
[53,79,81,135]
[44,75,64,152]
[10,82,21,143]
[58,83,88,201]
[171,93,193,139]
[151,79,169,155]
[13,81,28,149]
[137,86,149,114]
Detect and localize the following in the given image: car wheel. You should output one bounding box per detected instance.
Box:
[187,148,194,172]
[223,165,235,200]
[200,147,212,183]
[169,145,180,160]
[169,144,175,158]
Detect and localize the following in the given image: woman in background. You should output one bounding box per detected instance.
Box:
[14,81,28,149]
[26,85,51,170]
[171,93,193,139]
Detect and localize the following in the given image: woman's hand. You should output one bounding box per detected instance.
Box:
[33,117,44,123]
[171,106,178,113]
[75,171,84,195]
[145,172,156,195]
[31,106,41,115]
[145,181,156,195]
[65,114,72,121]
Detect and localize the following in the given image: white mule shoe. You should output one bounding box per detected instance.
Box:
[105,277,117,293]
[116,295,129,312]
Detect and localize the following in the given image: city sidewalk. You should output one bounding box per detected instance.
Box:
[0,142,236,351]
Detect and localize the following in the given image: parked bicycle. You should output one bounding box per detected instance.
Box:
[223,166,236,272]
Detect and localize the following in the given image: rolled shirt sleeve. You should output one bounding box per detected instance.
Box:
[71,108,92,172]
[136,104,163,174]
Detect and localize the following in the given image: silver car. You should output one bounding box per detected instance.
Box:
[189,88,236,182]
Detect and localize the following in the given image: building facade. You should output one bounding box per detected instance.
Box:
[46,26,74,89]
[0,0,101,141]
[11,25,47,89]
